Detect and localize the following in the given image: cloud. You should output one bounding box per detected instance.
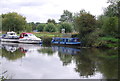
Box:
[0,0,108,23]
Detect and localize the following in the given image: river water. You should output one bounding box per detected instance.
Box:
[0,42,118,79]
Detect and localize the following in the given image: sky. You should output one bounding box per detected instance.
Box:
[0,0,109,23]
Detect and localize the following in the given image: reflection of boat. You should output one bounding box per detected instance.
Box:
[18,43,42,53]
[51,37,81,45]
[0,31,19,43]
[1,42,42,53]
[52,46,80,55]
[19,33,42,44]
[1,42,19,52]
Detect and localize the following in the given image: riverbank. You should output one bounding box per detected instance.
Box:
[1,32,119,49]
[34,32,118,49]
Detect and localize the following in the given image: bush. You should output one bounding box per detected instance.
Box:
[37,24,46,32]
[102,17,118,37]
[44,23,56,32]
[59,22,73,33]
[40,36,52,45]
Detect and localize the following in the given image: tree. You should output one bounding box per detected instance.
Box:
[26,23,32,32]
[37,24,46,32]
[59,10,73,23]
[28,22,36,31]
[44,23,56,32]
[102,17,118,37]
[47,19,56,24]
[104,0,119,17]
[59,22,73,33]
[0,15,2,31]
[2,12,27,32]
[74,10,96,38]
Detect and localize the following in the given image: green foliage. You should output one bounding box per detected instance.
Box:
[74,10,97,46]
[102,17,118,37]
[59,10,73,23]
[0,16,2,31]
[28,22,35,31]
[37,24,46,32]
[2,12,27,32]
[58,22,73,33]
[47,19,56,24]
[104,0,119,17]
[99,37,118,43]
[94,36,118,48]
[25,24,32,32]
[74,10,96,37]
[40,36,52,45]
[44,23,56,32]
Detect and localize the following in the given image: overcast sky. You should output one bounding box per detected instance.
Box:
[0,0,109,23]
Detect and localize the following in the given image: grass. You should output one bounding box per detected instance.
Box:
[98,36,119,48]
[32,32,63,38]
[99,36,118,43]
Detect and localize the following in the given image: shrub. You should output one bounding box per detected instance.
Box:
[58,22,73,33]
[44,23,56,32]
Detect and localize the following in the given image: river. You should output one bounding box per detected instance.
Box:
[0,42,118,79]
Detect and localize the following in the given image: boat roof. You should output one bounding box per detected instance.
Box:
[6,31,16,34]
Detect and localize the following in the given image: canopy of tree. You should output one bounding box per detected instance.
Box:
[2,12,27,32]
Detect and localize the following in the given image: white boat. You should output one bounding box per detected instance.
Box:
[0,31,19,42]
[19,33,42,44]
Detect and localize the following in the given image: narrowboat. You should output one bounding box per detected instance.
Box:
[51,37,81,45]
[0,31,19,43]
[19,33,42,44]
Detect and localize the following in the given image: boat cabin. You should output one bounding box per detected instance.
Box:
[3,31,18,39]
[51,37,81,45]
[19,33,36,38]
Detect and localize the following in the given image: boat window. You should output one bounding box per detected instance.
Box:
[10,33,15,35]
[24,34,28,37]
[66,39,68,42]
[68,39,73,42]
[60,39,63,42]
[29,34,35,37]
[74,39,79,42]
[55,39,59,42]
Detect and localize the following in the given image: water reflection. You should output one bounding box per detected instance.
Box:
[0,42,41,60]
[0,43,118,79]
[73,49,118,79]
[52,46,80,55]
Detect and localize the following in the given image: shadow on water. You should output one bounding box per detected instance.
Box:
[0,42,118,79]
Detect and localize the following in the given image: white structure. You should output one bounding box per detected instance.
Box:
[61,29,65,33]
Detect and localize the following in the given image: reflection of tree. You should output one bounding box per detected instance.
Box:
[1,48,25,61]
[58,51,73,66]
[74,52,95,77]
[37,47,55,56]
[73,48,118,79]
[96,49,118,79]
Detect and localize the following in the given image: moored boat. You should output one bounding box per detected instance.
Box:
[51,37,81,45]
[19,32,42,44]
[0,31,19,43]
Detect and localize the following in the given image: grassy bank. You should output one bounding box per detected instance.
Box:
[96,36,119,48]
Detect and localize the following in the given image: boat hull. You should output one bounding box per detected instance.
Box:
[51,42,81,46]
[0,39,42,44]
[1,38,19,43]
[19,40,42,44]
